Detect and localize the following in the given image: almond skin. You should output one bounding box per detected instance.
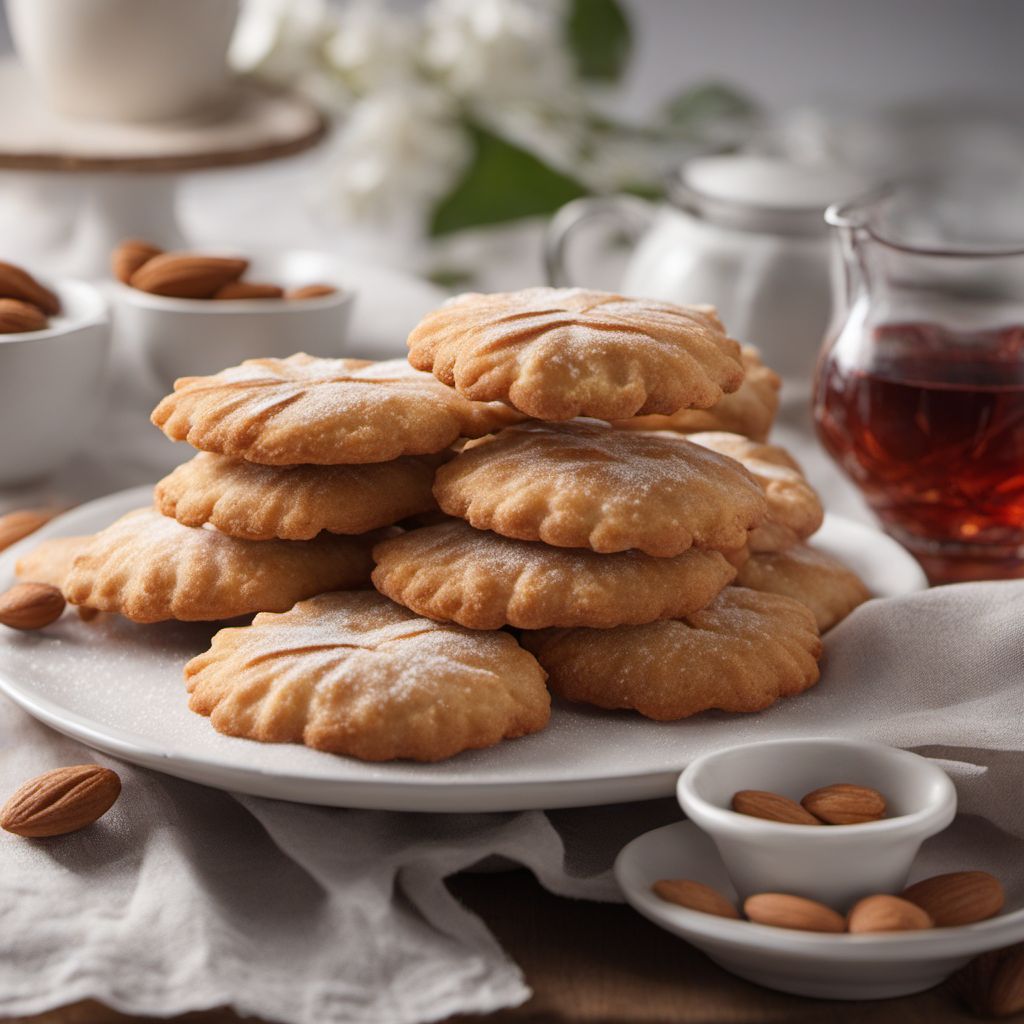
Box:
[901,871,1005,927]
[847,894,933,933]
[286,283,337,300]
[112,239,163,284]
[129,253,249,298]
[732,789,823,826]
[212,281,285,300]
[0,582,65,630]
[0,298,47,333]
[652,879,740,919]
[989,944,1024,1017]
[0,260,59,315]
[744,893,846,933]
[0,507,61,552]
[0,764,121,837]
[801,783,887,825]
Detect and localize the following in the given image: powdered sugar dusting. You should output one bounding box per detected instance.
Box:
[164,354,517,448]
[232,592,524,702]
[463,420,754,492]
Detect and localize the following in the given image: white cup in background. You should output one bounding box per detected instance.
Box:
[6,0,240,123]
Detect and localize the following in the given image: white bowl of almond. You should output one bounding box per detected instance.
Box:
[110,240,354,388]
[0,261,110,486]
[677,737,957,907]
[615,738,1024,1003]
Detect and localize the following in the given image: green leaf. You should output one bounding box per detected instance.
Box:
[662,81,759,132]
[621,180,666,201]
[429,124,589,237]
[566,0,631,82]
[425,266,478,291]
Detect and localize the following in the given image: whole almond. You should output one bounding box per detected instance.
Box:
[652,879,740,919]
[212,281,285,300]
[286,283,337,300]
[744,893,846,933]
[732,789,823,826]
[112,239,163,284]
[901,871,1005,927]
[0,582,65,630]
[989,944,1024,1017]
[801,783,887,825]
[0,507,61,552]
[1,764,120,837]
[847,894,933,933]
[129,253,249,299]
[0,298,47,333]
[0,260,59,315]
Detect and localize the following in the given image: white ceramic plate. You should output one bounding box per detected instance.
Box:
[0,487,927,812]
[615,821,1024,1000]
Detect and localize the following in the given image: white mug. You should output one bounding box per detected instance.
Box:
[545,156,870,384]
[6,0,240,123]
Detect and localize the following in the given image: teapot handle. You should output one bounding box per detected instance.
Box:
[544,195,654,287]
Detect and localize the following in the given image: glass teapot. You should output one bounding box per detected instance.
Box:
[813,186,1024,584]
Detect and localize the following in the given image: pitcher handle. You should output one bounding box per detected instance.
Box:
[544,195,655,287]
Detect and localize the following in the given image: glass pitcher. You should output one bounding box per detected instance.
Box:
[813,187,1024,584]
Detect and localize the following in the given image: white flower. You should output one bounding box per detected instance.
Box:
[318,85,471,223]
[422,0,577,109]
[324,2,421,93]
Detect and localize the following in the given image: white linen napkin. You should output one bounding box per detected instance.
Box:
[2,580,1024,1024]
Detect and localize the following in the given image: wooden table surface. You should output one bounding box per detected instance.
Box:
[5,869,981,1024]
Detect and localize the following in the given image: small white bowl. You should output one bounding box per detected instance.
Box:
[0,278,110,486]
[677,738,956,910]
[616,820,1024,1000]
[114,249,355,388]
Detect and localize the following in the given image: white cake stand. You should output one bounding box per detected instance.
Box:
[0,60,327,277]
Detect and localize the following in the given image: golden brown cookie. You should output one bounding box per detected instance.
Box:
[185,590,550,761]
[522,588,821,721]
[62,508,375,622]
[371,519,736,630]
[687,430,802,471]
[155,451,444,540]
[613,346,781,441]
[745,520,803,553]
[15,536,90,590]
[433,420,766,557]
[685,432,823,548]
[735,544,871,631]
[407,287,744,421]
[151,354,521,465]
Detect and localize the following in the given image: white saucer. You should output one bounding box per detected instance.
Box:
[0,487,926,813]
[615,821,1024,1000]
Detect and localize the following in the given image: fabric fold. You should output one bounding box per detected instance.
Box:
[2,580,1024,1023]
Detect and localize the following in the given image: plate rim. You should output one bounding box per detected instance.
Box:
[615,821,1024,960]
[0,485,927,811]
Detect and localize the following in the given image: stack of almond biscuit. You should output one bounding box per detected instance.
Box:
[15,355,521,625]
[372,286,866,724]
[16,353,555,763]
[13,287,868,764]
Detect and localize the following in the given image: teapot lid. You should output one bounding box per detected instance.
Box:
[671,155,871,235]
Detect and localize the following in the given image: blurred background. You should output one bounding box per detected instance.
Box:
[1,0,1023,571]
[139,0,1024,285]
[2,0,1021,289]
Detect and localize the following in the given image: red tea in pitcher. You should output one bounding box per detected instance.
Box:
[814,321,1024,582]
